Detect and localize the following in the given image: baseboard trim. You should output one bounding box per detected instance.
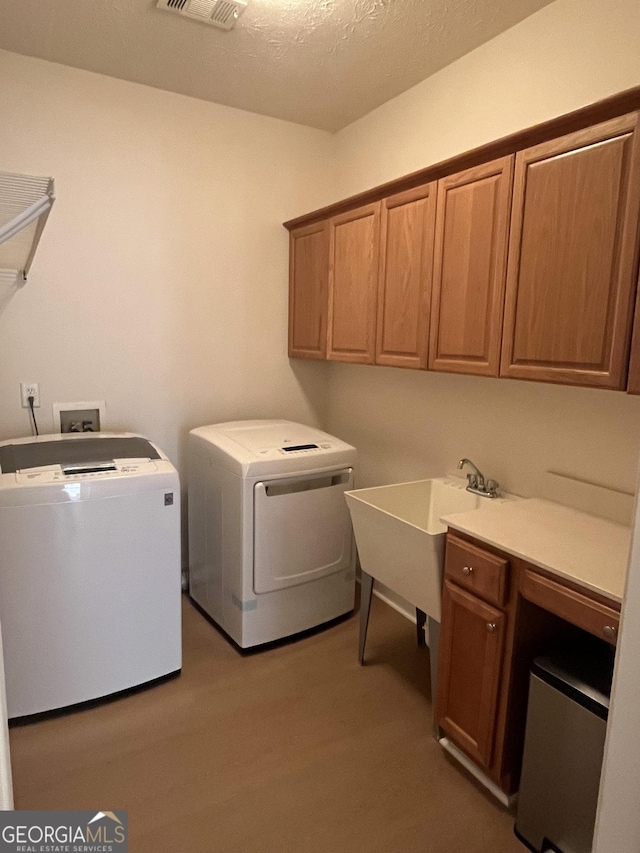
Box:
[439,737,517,809]
[355,574,416,624]
[372,586,416,624]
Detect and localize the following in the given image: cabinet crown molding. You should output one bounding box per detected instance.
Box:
[283,85,640,232]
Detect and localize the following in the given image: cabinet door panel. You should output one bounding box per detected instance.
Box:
[328,203,381,364]
[376,184,436,369]
[626,269,640,394]
[501,113,640,388]
[429,157,513,376]
[436,581,505,769]
[288,222,328,359]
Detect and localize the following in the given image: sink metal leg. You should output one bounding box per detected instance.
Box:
[416,608,427,647]
[427,616,441,739]
[358,571,374,665]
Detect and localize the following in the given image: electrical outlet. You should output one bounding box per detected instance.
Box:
[20,382,40,408]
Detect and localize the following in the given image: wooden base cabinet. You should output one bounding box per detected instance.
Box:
[436,581,506,769]
[437,531,622,795]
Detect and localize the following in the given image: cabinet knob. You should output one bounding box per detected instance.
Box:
[463,565,474,576]
[603,625,617,642]
[486,622,497,633]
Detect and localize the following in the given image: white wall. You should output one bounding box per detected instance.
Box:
[594,475,640,852]
[327,366,640,497]
[0,49,335,487]
[325,0,640,502]
[336,0,640,196]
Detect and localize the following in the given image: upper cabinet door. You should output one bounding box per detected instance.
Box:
[428,157,514,377]
[627,270,640,394]
[328,203,381,364]
[501,113,640,389]
[288,222,329,359]
[376,184,437,369]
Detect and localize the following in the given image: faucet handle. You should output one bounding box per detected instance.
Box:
[486,479,499,497]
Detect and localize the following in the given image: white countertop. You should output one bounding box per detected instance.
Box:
[441,498,631,603]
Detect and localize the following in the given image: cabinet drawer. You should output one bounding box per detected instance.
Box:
[521,569,620,645]
[445,534,508,608]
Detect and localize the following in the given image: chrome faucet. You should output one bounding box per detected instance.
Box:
[457,458,499,499]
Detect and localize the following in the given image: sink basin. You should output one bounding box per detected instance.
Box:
[345,477,497,621]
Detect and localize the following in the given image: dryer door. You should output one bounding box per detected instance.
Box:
[253,469,353,594]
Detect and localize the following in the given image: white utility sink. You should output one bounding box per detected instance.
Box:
[345,477,508,621]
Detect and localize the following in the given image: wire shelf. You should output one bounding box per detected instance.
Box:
[0,171,55,284]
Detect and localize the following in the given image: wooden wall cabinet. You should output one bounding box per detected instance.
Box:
[288,222,329,359]
[501,113,640,389]
[327,203,381,364]
[626,269,640,393]
[287,98,640,391]
[306,186,438,367]
[429,157,513,376]
[376,184,437,369]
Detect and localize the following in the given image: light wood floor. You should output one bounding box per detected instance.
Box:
[10,596,523,853]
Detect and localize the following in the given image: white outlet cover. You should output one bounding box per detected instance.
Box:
[52,400,106,433]
[20,382,40,408]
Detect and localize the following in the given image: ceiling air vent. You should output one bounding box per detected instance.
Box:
[157,0,247,30]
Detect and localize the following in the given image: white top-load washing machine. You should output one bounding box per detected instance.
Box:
[0,432,182,719]
[188,420,357,648]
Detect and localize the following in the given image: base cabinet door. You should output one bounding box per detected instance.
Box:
[436,580,506,769]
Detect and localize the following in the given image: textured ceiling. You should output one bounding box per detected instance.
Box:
[0,0,554,131]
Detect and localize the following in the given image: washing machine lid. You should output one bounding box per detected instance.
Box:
[0,435,161,474]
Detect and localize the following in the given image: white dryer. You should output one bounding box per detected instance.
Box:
[188,420,356,648]
[0,433,182,719]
